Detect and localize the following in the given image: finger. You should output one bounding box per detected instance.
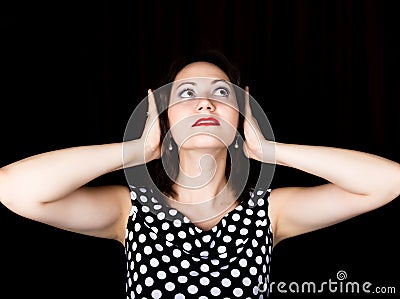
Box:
[244,85,254,122]
[147,89,158,117]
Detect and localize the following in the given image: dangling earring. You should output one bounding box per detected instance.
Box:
[168,139,173,151]
[234,134,239,149]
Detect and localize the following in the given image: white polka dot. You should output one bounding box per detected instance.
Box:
[149,231,157,240]
[150,258,159,267]
[200,264,209,272]
[200,251,209,258]
[200,277,210,285]
[174,294,185,299]
[221,278,231,287]
[188,285,198,294]
[139,187,147,193]
[240,228,248,235]
[210,272,220,277]
[183,242,192,251]
[181,260,190,269]
[130,191,137,200]
[128,231,133,240]
[202,235,211,242]
[162,255,170,263]
[155,243,163,251]
[228,225,236,232]
[256,256,263,264]
[136,284,142,294]
[138,234,146,243]
[144,246,152,255]
[157,212,166,220]
[165,282,175,291]
[145,277,154,286]
[249,266,257,275]
[178,276,188,283]
[135,223,141,232]
[142,205,150,213]
[157,271,166,279]
[162,222,170,230]
[231,269,240,277]
[140,265,147,274]
[242,277,251,286]
[211,259,219,265]
[257,210,266,217]
[211,287,221,296]
[178,231,186,238]
[136,253,141,262]
[173,249,181,258]
[169,209,177,216]
[151,289,162,298]
[140,195,147,202]
[131,242,137,251]
[189,271,199,276]
[145,215,154,223]
[169,266,178,273]
[239,258,248,267]
[232,213,240,221]
[252,239,258,247]
[166,233,174,242]
[154,204,162,210]
[246,248,253,257]
[217,246,226,254]
[173,219,182,227]
[233,288,243,297]
[223,235,232,243]
[195,239,202,247]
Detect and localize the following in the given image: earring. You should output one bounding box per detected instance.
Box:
[234,135,239,149]
[168,139,173,151]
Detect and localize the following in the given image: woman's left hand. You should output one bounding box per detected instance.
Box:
[243,86,275,164]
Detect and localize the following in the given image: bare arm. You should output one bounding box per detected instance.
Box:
[269,143,400,245]
[0,90,161,243]
[242,87,400,246]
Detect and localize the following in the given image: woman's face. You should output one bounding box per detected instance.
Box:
[167,62,239,151]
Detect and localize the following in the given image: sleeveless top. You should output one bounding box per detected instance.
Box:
[125,184,273,298]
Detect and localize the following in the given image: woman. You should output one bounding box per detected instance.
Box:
[0,50,399,298]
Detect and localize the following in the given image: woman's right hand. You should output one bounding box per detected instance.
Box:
[141,89,161,163]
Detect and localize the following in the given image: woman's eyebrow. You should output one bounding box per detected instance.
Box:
[211,79,229,85]
[176,81,197,89]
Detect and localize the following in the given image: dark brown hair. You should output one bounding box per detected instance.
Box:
[148,50,250,201]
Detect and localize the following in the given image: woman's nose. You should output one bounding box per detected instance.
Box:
[196,98,215,112]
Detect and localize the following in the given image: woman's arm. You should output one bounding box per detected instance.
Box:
[0,90,160,242]
[269,143,400,245]
[242,87,400,246]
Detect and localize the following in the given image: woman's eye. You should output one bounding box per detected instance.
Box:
[213,87,229,97]
[180,89,196,98]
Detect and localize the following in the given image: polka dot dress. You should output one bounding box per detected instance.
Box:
[125,185,273,298]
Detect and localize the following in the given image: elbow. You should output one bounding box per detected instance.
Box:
[386,163,400,201]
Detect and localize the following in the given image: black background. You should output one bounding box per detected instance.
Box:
[1,1,399,298]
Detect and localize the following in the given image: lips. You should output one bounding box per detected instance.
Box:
[192,117,221,127]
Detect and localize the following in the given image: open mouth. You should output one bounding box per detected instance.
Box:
[191,117,221,127]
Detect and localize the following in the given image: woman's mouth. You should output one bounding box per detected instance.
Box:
[191,117,221,127]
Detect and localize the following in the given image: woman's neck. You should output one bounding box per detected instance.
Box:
[173,148,229,204]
